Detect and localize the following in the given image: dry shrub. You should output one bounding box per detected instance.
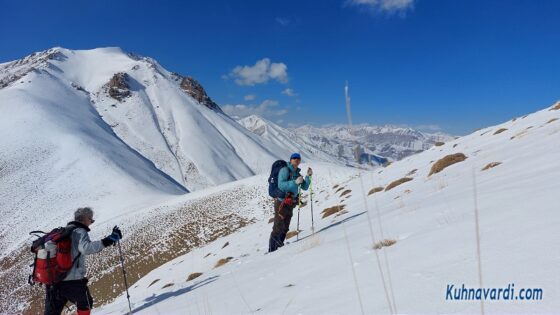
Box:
[187,272,203,282]
[148,279,160,288]
[222,241,229,249]
[285,230,300,239]
[368,187,384,195]
[434,141,445,146]
[429,153,467,176]
[406,169,417,176]
[385,177,413,191]
[322,204,346,219]
[493,128,508,135]
[546,118,558,124]
[214,257,233,268]
[268,217,274,224]
[340,189,352,196]
[373,239,397,250]
[549,102,560,111]
[482,162,502,171]
[161,283,174,289]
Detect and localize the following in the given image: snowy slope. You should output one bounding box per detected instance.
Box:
[99,102,560,314]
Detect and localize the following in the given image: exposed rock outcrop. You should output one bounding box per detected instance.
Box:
[105,72,131,101]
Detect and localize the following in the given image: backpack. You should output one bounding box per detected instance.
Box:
[268,160,288,199]
[28,225,79,285]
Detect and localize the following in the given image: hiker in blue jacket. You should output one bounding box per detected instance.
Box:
[269,153,312,252]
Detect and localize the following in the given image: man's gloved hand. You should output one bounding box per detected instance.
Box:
[295,176,304,185]
[103,226,122,247]
[307,167,313,176]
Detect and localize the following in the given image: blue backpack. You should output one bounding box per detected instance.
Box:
[268,160,288,198]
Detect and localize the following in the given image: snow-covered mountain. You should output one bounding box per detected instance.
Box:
[238,114,453,166]
[291,124,454,162]
[0,47,296,194]
[99,101,560,314]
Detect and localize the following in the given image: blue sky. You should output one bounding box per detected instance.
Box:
[1,0,559,134]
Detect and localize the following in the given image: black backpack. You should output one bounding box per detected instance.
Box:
[268,160,288,198]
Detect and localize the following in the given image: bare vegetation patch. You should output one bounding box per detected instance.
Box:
[285,230,300,239]
[429,153,467,176]
[385,177,413,191]
[214,257,233,268]
[493,128,508,135]
[482,162,502,171]
[373,239,397,250]
[340,189,352,196]
[322,204,346,219]
[368,187,384,196]
[406,169,417,176]
[187,272,203,282]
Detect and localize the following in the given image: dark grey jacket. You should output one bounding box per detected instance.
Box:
[62,221,106,281]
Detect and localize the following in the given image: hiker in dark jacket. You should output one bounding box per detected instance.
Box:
[45,207,122,315]
[269,153,312,252]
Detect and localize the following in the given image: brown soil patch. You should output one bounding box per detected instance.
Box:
[373,239,397,250]
[482,162,502,171]
[187,272,203,281]
[214,257,233,268]
[340,189,352,196]
[493,128,508,135]
[549,102,560,111]
[368,187,384,195]
[322,204,346,219]
[285,230,300,239]
[385,177,413,191]
[406,169,418,176]
[429,153,467,176]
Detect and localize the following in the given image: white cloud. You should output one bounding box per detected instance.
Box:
[275,17,290,26]
[244,94,256,101]
[222,99,288,119]
[281,88,297,97]
[346,0,414,14]
[227,58,289,86]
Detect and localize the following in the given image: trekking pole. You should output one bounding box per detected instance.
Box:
[296,185,301,241]
[117,240,133,315]
[310,176,315,233]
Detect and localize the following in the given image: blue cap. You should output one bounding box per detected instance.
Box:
[290,153,301,160]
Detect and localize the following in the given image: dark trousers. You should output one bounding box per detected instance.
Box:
[269,198,295,252]
[44,278,93,315]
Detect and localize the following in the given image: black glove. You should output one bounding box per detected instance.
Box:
[307,167,313,176]
[102,226,122,247]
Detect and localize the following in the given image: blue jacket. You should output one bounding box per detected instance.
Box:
[277,163,310,201]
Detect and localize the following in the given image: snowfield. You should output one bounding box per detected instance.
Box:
[98,103,560,314]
